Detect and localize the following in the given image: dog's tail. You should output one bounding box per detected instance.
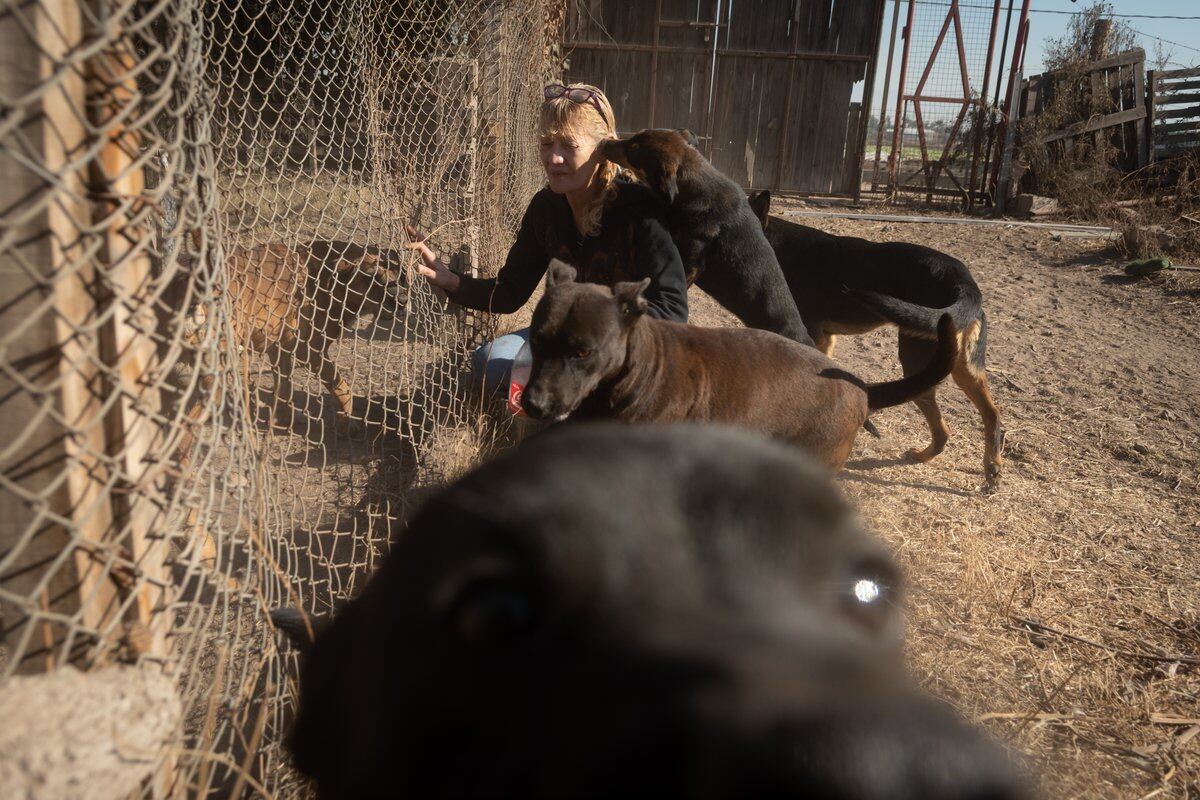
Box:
[866,314,958,411]
[849,281,981,339]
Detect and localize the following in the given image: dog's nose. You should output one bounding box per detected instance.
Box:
[521,390,547,420]
[746,708,1026,800]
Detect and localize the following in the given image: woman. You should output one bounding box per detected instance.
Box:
[406,83,688,396]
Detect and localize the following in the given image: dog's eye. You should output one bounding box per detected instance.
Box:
[573,348,592,359]
[452,580,536,645]
[840,561,898,634]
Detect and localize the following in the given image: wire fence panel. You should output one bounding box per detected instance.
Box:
[881,0,1003,200]
[1,0,558,795]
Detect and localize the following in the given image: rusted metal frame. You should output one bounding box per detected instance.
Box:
[851,0,890,199]
[934,103,973,201]
[889,0,917,190]
[564,40,869,62]
[989,0,1031,198]
[899,0,967,200]
[648,0,662,128]
[994,18,1029,215]
[979,0,1016,200]
[924,0,973,204]
[911,6,953,96]
[906,93,976,104]
[910,100,934,200]
[871,0,904,191]
[952,2,970,100]
[967,0,1001,210]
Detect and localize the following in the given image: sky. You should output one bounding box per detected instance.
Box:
[860,0,1200,117]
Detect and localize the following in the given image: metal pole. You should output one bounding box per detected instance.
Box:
[979,0,1015,200]
[871,0,903,191]
[889,0,917,192]
[989,0,1032,197]
[966,0,1002,210]
[851,0,889,199]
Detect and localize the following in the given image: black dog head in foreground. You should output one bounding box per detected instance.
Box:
[274,424,1025,799]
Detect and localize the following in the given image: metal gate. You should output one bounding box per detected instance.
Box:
[565,0,886,196]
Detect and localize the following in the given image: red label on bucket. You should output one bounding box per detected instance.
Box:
[507,381,526,416]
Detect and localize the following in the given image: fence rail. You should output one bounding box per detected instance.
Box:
[1149,67,1200,161]
[1,0,557,795]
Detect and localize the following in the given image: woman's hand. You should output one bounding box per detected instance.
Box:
[404,225,461,293]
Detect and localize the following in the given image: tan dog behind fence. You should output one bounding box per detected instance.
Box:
[175,238,404,473]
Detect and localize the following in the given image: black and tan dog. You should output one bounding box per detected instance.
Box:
[520,263,957,472]
[749,190,1005,488]
[598,129,815,347]
[273,423,1024,799]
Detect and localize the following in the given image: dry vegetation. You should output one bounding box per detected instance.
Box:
[690,200,1200,798]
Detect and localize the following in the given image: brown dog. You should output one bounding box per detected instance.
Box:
[521,262,957,471]
[178,239,402,464]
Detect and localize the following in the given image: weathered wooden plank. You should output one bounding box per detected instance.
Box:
[1041,106,1146,143]
[566,40,869,62]
[566,0,657,45]
[1156,92,1200,106]
[1157,78,1200,94]
[1158,66,1200,80]
[1,0,120,675]
[1156,118,1200,135]
[1156,104,1200,121]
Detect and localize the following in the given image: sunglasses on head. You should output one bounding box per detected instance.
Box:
[543,84,610,125]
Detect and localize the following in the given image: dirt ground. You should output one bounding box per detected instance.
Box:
[677,204,1199,799]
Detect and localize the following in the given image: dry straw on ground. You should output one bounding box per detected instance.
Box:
[694,198,1200,798]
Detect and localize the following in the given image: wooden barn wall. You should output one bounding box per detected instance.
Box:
[565,0,885,195]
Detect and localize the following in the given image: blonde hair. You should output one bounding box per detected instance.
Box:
[539,83,618,237]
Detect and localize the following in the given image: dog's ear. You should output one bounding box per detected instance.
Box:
[271,607,332,652]
[613,278,650,318]
[547,259,577,287]
[748,190,771,230]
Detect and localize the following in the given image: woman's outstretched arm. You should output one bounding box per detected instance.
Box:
[406,197,549,315]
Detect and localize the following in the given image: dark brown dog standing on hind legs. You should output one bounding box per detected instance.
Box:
[748,190,1005,490]
[521,262,958,472]
[598,129,816,348]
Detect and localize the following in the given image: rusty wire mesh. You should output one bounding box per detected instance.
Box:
[887,0,1002,199]
[1,0,559,795]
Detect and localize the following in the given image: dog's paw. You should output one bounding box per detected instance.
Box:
[332,415,368,440]
[904,446,939,464]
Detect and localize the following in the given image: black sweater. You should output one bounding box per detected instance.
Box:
[448,180,689,322]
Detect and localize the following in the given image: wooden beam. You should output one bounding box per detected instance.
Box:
[1040,105,1146,143]
[564,40,870,62]
[1156,104,1200,121]
[1156,92,1200,106]
[1159,66,1200,80]
[86,5,173,660]
[1157,78,1200,93]
[1,0,126,674]
[1156,118,1200,134]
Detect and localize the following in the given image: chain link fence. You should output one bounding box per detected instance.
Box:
[1,0,559,795]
